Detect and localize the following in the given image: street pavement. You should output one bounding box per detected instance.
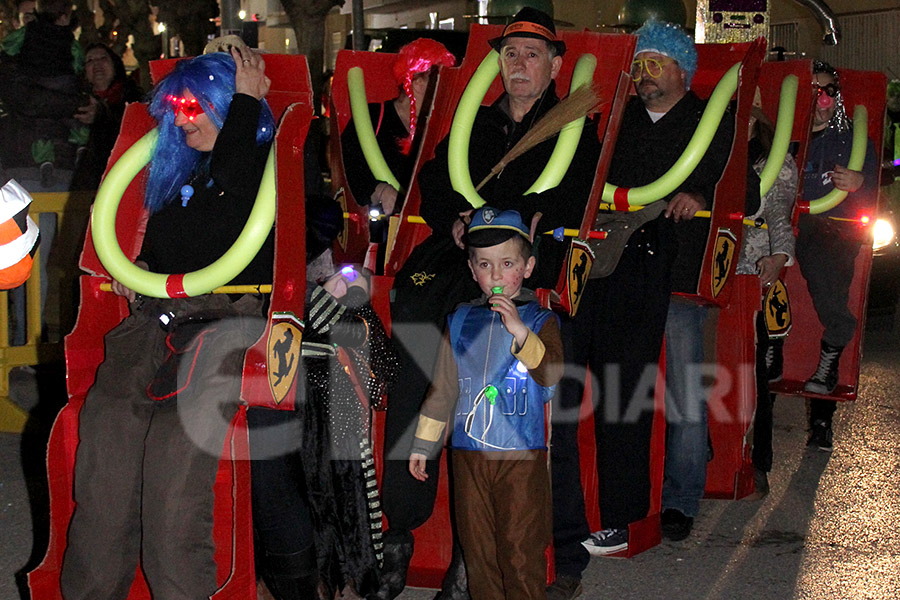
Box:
[2,332,898,600]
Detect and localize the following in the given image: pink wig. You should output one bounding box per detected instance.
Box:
[392,38,455,154]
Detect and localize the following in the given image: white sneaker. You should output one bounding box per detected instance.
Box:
[581,528,628,556]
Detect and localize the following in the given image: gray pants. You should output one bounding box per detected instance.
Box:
[61,294,265,600]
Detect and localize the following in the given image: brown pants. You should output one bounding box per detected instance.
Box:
[452,449,551,600]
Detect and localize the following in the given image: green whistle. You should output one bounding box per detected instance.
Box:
[491,286,503,294]
[484,385,498,405]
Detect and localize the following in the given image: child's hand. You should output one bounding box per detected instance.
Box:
[409,454,429,481]
[490,293,529,348]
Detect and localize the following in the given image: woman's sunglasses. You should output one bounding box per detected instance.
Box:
[814,83,839,98]
[166,95,205,121]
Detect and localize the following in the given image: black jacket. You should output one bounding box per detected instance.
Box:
[418,80,601,289]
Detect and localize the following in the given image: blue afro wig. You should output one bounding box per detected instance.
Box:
[633,18,698,90]
[143,52,276,213]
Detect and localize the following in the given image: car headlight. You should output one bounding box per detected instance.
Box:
[872,218,895,251]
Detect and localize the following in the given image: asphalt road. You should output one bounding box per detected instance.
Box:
[2,332,898,600]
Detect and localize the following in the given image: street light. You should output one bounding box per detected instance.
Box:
[158,22,168,58]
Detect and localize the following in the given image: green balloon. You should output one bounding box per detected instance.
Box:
[618,0,687,29]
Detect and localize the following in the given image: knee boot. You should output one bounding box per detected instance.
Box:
[370,528,414,600]
[261,546,319,600]
[433,542,470,600]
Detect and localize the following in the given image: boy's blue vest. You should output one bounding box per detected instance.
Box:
[447,301,557,452]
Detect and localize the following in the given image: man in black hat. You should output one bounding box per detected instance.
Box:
[376,6,600,600]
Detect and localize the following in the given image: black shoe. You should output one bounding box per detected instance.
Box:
[661,508,694,541]
[804,341,843,395]
[371,529,414,600]
[807,419,833,451]
[546,574,583,600]
[433,543,470,600]
[747,467,769,500]
[260,547,319,600]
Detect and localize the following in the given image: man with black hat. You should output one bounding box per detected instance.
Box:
[376,6,600,600]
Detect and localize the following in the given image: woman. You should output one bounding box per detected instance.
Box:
[61,46,275,599]
[74,43,145,188]
[340,38,455,271]
[737,105,798,499]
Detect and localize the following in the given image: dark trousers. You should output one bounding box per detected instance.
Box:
[796,217,860,348]
[247,409,314,556]
[551,225,674,577]
[61,295,264,600]
[752,312,777,473]
[453,450,550,600]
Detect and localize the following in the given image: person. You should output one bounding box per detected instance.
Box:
[737,105,798,498]
[0,0,93,189]
[15,0,36,29]
[408,206,563,600]
[796,61,878,450]
[248,265,400,600]
[883,79,899,183]
[60,46,276,599]
[378,8,600,599]
[549,19,733,598]
[341,38,455,272]
[71,42,144,189]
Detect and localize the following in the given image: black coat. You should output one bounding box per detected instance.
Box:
[608,91,734,293]
[418,80,602,290]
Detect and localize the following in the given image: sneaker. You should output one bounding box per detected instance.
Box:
[546,574,583,600]
[807,419,833,451]
[803,341,843,395]
[661,508,694,541]
[581,528,628,556]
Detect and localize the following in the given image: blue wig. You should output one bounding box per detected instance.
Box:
[633,19,698,90]
[144,52,276,213]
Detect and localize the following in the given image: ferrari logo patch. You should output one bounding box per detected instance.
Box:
[712,229,737,298]
[764,278,791,338]
[267,313,303,405]
[566,240,594,317]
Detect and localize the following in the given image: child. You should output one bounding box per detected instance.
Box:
[408,207,563,599]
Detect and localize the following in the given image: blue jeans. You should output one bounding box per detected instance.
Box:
[662,301,710,518]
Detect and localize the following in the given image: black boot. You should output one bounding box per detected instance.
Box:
[765,337,784,383]
[261,546,319,600]
[804,340,843,395]
[370,529,414,600]
[433,543,470,600]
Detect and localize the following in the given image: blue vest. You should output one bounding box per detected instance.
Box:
[447,301,557,452]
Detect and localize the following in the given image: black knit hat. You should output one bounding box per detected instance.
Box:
[488,7,566,56]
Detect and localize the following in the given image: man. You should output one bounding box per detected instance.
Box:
[15,0,36,29]
[377,7,600,600]
[797,61,877,450]
[549,19,733,599]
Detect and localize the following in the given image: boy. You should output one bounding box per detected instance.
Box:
[408,207,563,599]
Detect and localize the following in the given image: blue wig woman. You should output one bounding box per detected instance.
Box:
[144,51,276,213]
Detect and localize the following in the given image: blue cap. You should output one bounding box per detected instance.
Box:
[633,19,697,90]
[466,207,530,248]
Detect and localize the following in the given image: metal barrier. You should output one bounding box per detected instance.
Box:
[0,191,93,433]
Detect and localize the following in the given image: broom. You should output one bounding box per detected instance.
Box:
[475,84,601,192]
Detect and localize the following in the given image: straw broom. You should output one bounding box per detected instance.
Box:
[475,84,601,192]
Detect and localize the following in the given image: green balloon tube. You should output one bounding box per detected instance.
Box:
[758,75,797,197]
[448,52,500,209]
[92,128,277,298]
[525,54,597,195]
[601,62,741,207]
[347,66,402,192]
[807,105,868,215]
